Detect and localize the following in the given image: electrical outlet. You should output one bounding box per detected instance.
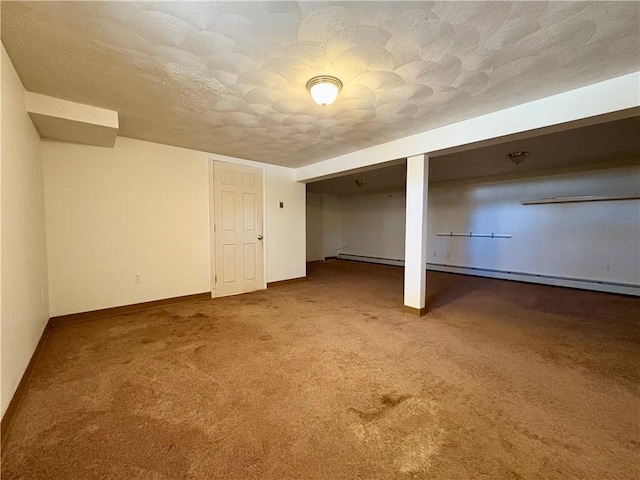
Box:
[606,265,611,272]
[134,273,143,284]
[433,252,436,257]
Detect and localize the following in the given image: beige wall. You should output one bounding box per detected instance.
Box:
[1,45,50,416]
[43,137,212,317]
[43,138,307,316]
[264,164,306,282]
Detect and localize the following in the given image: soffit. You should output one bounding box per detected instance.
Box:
[307,117,640,195]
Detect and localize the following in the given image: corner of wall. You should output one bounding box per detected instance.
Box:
[1,42,50,417]
[265,164,306,282]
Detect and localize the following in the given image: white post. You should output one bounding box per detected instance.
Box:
[404,154,429,315]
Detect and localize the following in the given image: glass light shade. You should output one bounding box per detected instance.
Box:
[306,76,342,107]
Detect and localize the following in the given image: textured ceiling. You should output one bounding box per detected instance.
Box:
[2,1,639,167]
[307,116,640,195]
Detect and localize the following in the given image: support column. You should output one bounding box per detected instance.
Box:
[403,154,429,316]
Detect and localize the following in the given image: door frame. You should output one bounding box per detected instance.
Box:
[208,154,267,298]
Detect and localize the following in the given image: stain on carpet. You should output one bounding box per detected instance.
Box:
[5,412,211,479]
[2,261,638,479]
[349,394,445,475]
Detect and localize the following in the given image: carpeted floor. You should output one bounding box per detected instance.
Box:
[2,260,639,479]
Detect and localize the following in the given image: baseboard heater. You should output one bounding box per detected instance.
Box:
[337,253,639,296]
[337,253,405,267]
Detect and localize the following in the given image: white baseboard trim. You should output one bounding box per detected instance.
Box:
[337,253,640,296]
[338,253,405,267]
[427,263,639,296]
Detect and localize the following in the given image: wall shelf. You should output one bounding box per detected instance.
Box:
[521,195,640,205]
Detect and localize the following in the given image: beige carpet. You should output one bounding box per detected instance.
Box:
[2,260,638,479]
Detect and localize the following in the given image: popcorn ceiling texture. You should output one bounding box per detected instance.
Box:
[2,1,639,167]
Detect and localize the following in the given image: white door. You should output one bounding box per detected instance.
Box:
[213,161,264,297]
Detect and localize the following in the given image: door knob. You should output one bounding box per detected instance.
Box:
[257,235,263,240]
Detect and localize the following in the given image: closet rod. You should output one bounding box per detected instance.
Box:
[436,232,512,238]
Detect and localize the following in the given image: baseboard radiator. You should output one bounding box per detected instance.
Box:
[337,253,640,296]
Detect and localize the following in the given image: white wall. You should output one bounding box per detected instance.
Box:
[264,164,306,282]
[1,35,3,420]
[321,195,343,258]
[429,167,640,285]
[1,45,50,417]
[341,192,406,261]
[43,137,212,317]
[338,167,640,287]
[305,193,344,261]
[306,194,323,262]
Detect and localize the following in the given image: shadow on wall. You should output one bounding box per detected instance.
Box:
[306,194,323,262]
[430,187,472,266]
[463,185,510,270]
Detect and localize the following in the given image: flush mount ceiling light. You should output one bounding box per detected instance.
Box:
[507,151,529,165]
[306,75,343,107]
